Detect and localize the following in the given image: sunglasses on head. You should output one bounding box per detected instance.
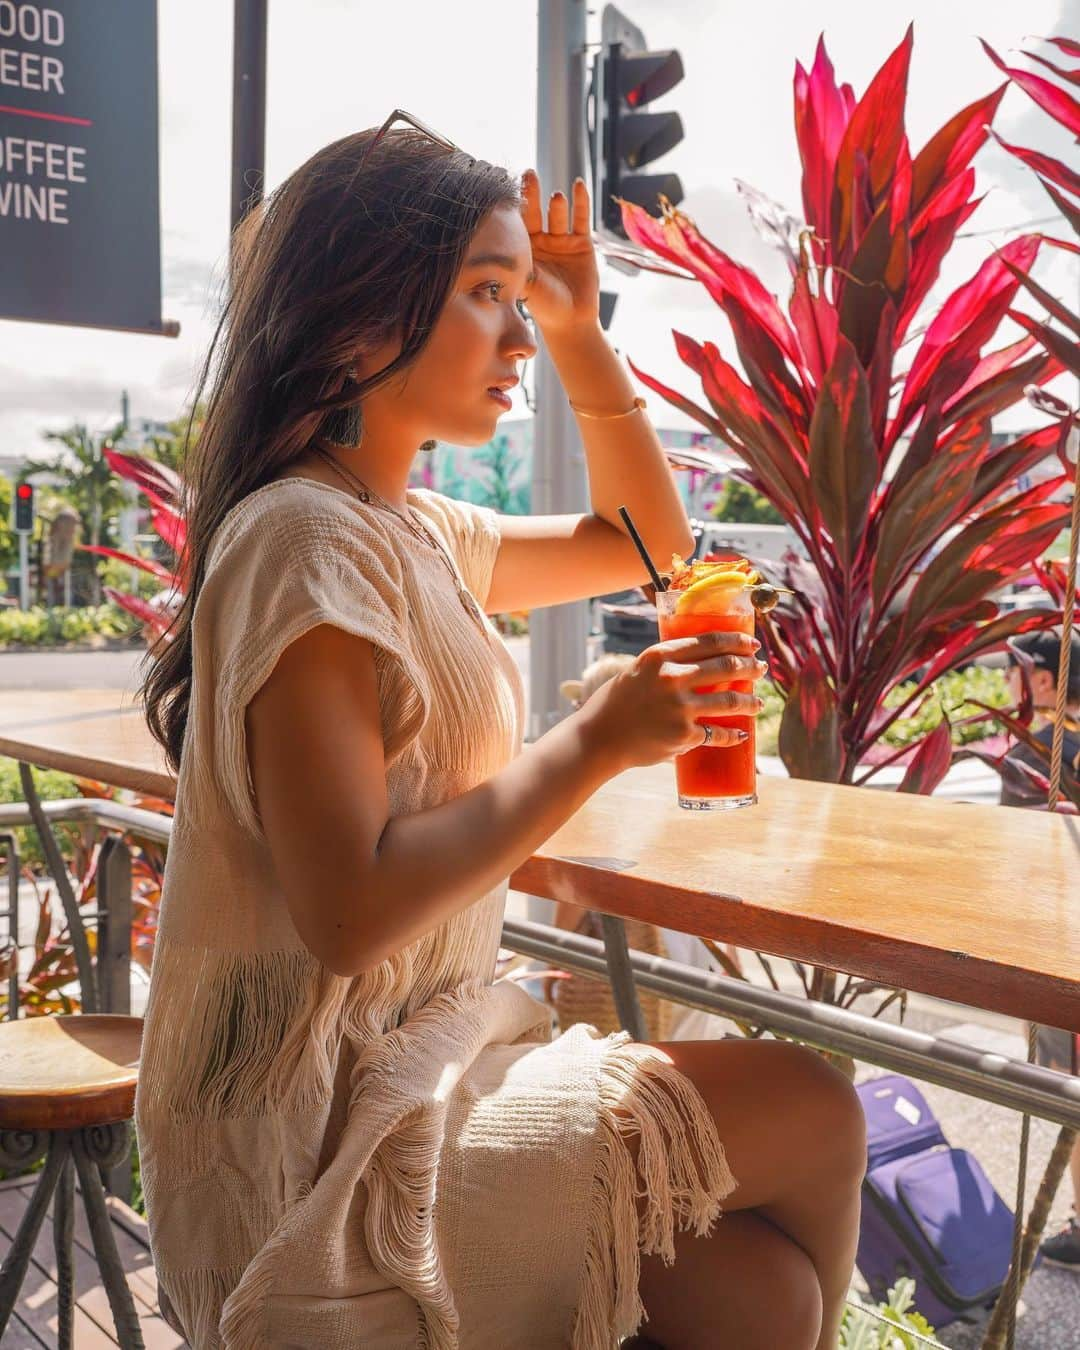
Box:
[359,109,460,171]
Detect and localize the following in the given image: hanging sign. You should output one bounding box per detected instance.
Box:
[0,1,169,334]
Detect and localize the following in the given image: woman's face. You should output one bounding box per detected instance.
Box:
[360,205,538,447]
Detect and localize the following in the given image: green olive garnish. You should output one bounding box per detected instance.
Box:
[750,584,780,613]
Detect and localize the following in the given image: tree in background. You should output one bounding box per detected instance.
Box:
[21,422,130,602]
[710,478,786,524]
[0,477,16,575]
[468,432,530,514]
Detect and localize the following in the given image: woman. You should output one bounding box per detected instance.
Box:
[135,119,865,1350]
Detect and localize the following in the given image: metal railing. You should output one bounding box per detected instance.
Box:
[4,796,1080,1130]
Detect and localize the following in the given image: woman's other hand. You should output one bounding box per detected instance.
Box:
[520,168,600,336]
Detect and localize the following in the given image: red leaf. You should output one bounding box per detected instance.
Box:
[910,85,1008,214]
[150,504,187,556]
[991,131,1080,200]
[625,356,725,439]
[795,37,855,239]
[980,39,1080,136]
[898,192,983,340]
[102,587,175,643]
[808,334,878,567]
[832,26,914,253]
[870,418,988,614]
[1003,260,1080,337]
[1010,310,1080,378]
[915,608,1062,689]
[946,349,1063,428]
[898,718,954,794]
[891,233,1043,444]
[1042,37,1080,59]
[778,652,843,781]
[77,543,177,586]
[1017,49,1080,88]
[103,448,183,507]
[1039,178,1080,238]
[788,253,839,385]
[943,335,1037,411]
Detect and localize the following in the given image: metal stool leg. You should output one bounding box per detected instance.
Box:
[54,1144,76,1350]
[0,1129,59,1335]
[72,1124,145,1349]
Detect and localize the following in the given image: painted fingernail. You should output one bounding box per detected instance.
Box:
[735,730,750,742]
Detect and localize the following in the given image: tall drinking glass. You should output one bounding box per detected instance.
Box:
[655,586,757,810]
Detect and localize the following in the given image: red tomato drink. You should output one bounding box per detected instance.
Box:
[656,564,759,811]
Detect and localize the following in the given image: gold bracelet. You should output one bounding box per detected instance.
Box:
[568,396,647,420]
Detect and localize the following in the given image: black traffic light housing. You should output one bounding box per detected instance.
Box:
[13,482,34,533]
[591,5,685,239]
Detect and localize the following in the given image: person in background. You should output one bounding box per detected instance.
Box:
[1001,630,1080,1268]
[1000,630,1080,809]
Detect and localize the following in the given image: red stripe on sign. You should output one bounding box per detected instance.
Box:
[0,105,94,127]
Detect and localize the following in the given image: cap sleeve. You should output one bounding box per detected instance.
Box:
[409,490,502,610]
[195,484,430,837]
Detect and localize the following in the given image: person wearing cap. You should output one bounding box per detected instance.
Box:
[1001,630,1080,809]
[1002,630,1080,1269]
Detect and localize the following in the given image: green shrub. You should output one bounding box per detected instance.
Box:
[881,665,1010,749]
[0,758,81,869]
[0,603,139,648]
[756,666,1009,760]
[97,553,164,601]
[840,1278,938,1348]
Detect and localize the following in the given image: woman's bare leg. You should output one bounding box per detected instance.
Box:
[629,1037,865,1350]
[635,1208,822,1348]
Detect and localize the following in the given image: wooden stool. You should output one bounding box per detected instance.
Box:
[0,1014,144,1348]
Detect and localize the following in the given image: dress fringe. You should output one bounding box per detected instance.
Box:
[571,1039,738,1349]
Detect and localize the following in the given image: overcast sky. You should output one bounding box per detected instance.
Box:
[0,0,1074,460]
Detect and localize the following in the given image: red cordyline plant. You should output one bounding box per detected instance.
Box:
[617,26,1076,799]
[79,449,187,645]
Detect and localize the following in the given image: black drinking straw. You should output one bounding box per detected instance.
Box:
[618,504,668,592]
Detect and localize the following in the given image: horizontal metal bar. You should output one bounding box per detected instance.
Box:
[0,798,172,845]
[501,917,1080,1131]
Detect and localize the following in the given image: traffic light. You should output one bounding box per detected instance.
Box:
[13,482,34,533]
[591,5,685,238]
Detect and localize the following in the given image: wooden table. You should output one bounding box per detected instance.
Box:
[0,690,173,800]
[1,691,1076,1030]
[511,765,1080,1033]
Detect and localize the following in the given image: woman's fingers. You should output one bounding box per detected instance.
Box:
[571,176,591,234]
[547,190,570,234]
[520,169,543,234]
[646,631,760,664]
[695,723,750,748]
[680,655,769,683]
[689,689,766,717]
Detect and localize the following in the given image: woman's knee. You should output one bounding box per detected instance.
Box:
[774,1042,866,1181]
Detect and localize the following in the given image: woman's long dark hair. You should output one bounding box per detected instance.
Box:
[141,128,519,772]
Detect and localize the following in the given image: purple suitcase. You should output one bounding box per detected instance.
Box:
[855,1074,1018,1329]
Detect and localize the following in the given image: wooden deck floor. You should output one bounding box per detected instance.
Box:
[0,1174,187,1348]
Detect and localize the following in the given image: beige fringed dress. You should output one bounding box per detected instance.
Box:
[134,478,736,1350]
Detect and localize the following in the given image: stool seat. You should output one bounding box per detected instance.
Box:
[0,1014,141,1132]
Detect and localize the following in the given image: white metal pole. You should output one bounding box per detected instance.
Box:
[531,0,590,744]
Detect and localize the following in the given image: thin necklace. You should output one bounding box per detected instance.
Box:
[308,440,490,634]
